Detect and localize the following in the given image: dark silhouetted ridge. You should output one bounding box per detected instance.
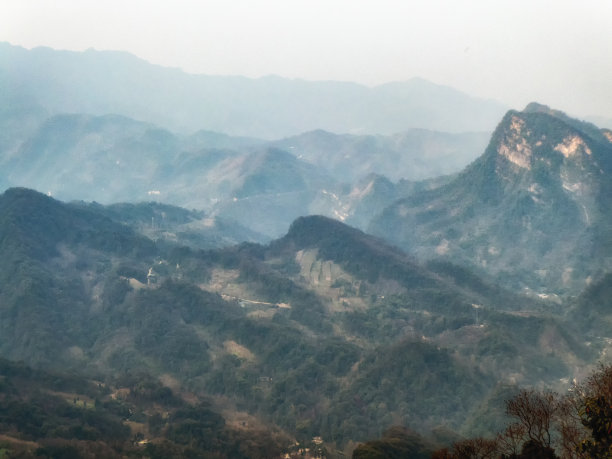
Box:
[0,187,154,260]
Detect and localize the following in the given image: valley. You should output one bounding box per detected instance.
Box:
[0,187,606,457]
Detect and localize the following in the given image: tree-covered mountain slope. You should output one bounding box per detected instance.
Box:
[0,188,596,452]
[370,103,612,297]
[74,200,269,249]
[0,358,287,458]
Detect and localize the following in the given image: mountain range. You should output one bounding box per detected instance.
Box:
[0,187,605,456]
[371,103,612,296]
[3,42,612,458]
[4,98,610,297]
[0,42,507,138]
[0,112,486,239]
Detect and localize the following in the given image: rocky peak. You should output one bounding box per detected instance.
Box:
[503,110,578,156]
[496,112,534,169]
[370,105,612,296]
[523,102,566,117]
[487,104,610,189]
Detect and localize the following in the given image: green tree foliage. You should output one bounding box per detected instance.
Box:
[276,215,437,288]
[352,426,434,459]
[0,361,131,455]
[577,396,612,457]
[574,364,612,457]
[0,357,287,458]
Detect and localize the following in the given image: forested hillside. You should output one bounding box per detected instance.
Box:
[371,104,612,296]
[0,188,602,457]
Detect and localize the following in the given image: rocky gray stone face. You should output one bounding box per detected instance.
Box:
[370,104,612,297]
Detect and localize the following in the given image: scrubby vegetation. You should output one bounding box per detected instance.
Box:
[0,188,611,458]
[355,364,612,458]
[0,359,286,458]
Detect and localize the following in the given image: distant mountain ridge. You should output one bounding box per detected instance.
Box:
[0,42,507,138]
[271,128,490,182]
[371,103,612,296]
[0,110,467,239]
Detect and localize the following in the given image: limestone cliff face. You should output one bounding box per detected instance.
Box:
[370,104,612,296]
[489,106,609,229]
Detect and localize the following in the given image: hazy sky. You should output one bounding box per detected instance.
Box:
[2,0,612,120]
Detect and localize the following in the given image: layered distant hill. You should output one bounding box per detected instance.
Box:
[271,129,490,183]
[0,42,507,138]
[0,110,482,238]
[4,53,611,293]
[370,103,612,296]
[6,40,612,458]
